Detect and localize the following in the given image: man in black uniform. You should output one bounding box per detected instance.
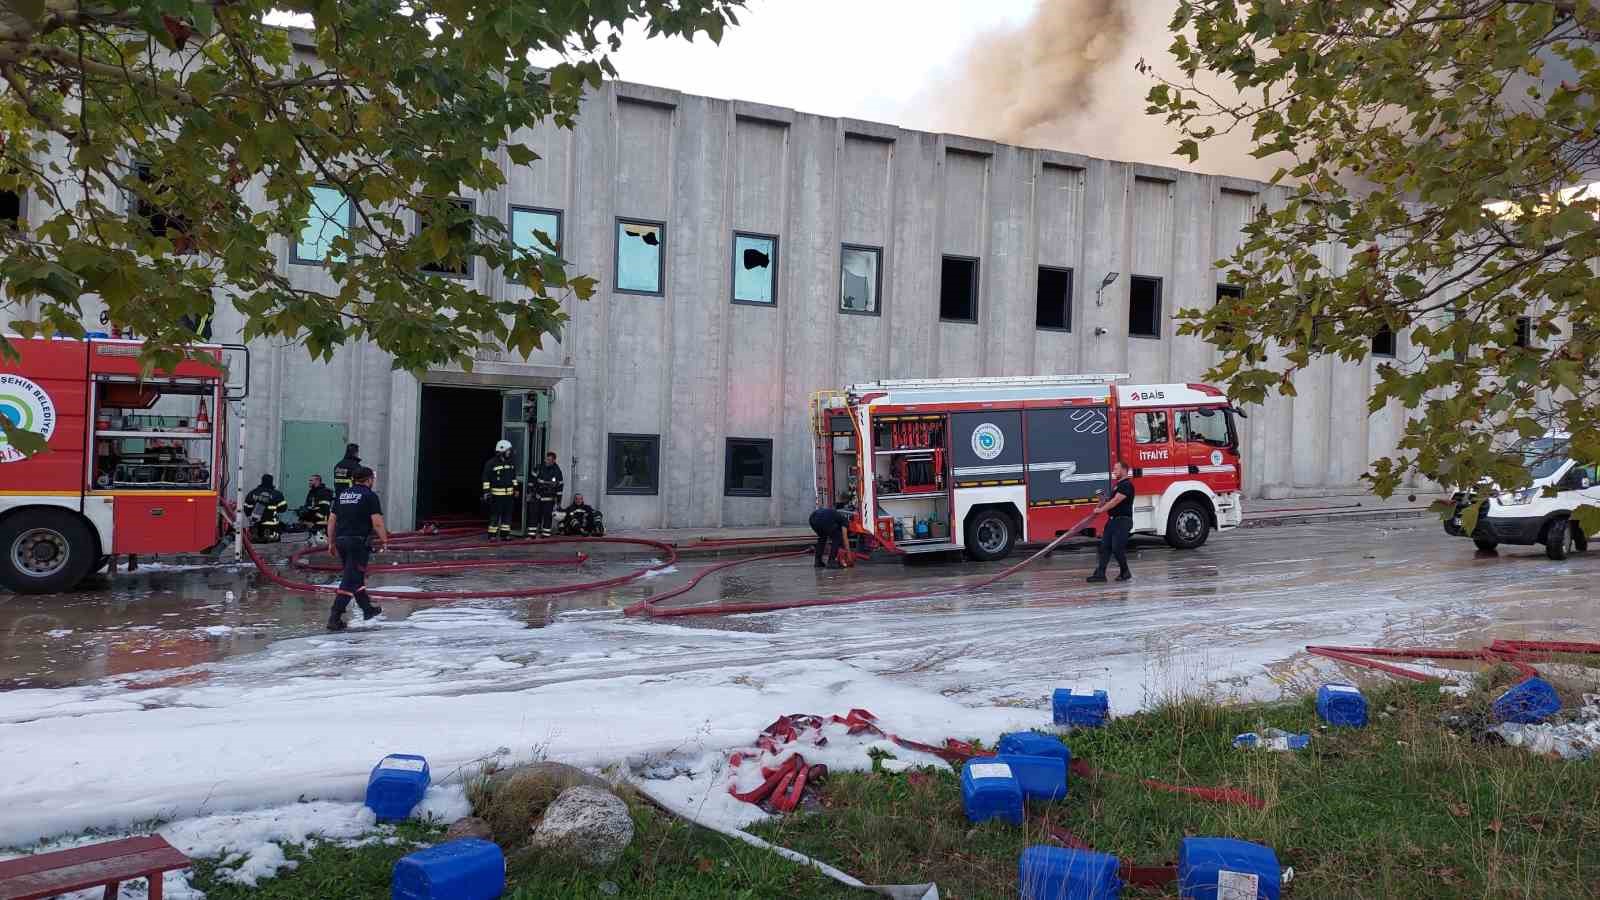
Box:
[297,474,335,541]
[530,451,564,538]
[333,443,361,491]
[557,493,604,536]
[809,499,852,569]
[326,466,389,631]
[1087,460,1135,583]
[481,439,521,541]
[244,474,288,543]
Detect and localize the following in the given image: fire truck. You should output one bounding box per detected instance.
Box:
[0,336,247,593]
[811,374,1245,561]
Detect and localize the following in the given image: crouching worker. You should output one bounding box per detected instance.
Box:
[809,500,853,569]
[327,466,388,631]
[245,474,288,543]
[297,474,334,541]
[557,494,605,537]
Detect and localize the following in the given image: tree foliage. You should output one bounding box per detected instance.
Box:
[0,0,742,377]
[1147,0,1600,508]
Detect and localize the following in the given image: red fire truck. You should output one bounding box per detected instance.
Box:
[0,336,247,593]
[811,374,1245,561]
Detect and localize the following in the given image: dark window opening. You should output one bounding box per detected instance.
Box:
[939,255,979,322]
[1372,325,1396,357]
[1129,275,1162,338]
[1514,315,1533,348]
[724,437,773,497]
[419,198,475,277]
[1214,284,1243,333]
[607,433,660,495]
[132,162,193,252]
[0,189,20,226]
[1036,266,1072,331]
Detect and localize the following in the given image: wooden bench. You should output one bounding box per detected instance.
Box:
[0,835,190,900]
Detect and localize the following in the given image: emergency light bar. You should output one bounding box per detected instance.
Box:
[851,374,1129,392]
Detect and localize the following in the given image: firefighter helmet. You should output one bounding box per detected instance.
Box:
[495,439,513,453]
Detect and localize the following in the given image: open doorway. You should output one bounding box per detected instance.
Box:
[416,385,502,523]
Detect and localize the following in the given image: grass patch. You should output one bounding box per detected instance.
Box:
[187,682,1600,899]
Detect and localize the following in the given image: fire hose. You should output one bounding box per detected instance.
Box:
[1306,639,1600,682]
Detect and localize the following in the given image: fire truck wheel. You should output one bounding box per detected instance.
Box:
[0,510,95,594]
[1164,499,1212,550]
[1546,517,1572,561]
[965,509,1016,562]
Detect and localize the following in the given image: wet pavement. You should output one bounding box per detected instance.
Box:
[1,518,1593,693]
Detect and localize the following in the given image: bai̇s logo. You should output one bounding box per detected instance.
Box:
[971,423,1004,461]
[0,374,55,463]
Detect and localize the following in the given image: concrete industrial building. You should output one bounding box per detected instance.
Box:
[6,75,1412,531]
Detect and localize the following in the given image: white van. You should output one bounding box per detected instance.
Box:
[1444,434,1600,559]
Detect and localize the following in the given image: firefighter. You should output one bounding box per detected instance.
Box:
[297,474,335,541]
[244,474,288,543]
[1087,460,1136,583]
[557,493,604,537]
[809,499,852,569]
[530,451,564,538]
[326,466,388,631]
[481,439,521,540]
[333,443,362,490]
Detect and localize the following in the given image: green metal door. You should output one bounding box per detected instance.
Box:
[280,420,348,523]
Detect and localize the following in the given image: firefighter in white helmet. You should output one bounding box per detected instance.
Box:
[481,439,521,541]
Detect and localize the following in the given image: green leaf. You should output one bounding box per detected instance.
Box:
[1459,500,1484,537]
[0,416,49,459]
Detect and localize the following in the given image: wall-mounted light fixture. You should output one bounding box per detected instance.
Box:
[1096,271,1120,307]
[1093,326,1109,336]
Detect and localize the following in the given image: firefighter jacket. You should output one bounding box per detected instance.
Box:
[304,484,334,515]
[482,454,521,496]
[532,462,564,501]
[333,454,361,490]
[246,486,288,519]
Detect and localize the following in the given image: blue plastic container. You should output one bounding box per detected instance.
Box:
[1492,676,1562,724]
[960,759,1025,824]
[366,754,431,822]
[1178,837,1280,900]
[392,838,505,900]
[1316,683,1369,727]
[973,754,1067,801]
[997,731,1071,763]
[1053,689,1110,728]
[1019,845,1121,899]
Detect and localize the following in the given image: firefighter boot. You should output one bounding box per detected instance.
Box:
[326,614,348,632]
[359,600,383,621]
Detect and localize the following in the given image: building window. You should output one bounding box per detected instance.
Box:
[1133,411,1170,444]
[840,244,882,315]
[1129,275,1162,338]
[1036,266,1072,331]
[939,255,979,323]
[615,219,664,295]
[1514,315,1533,348]
[731,232,778,305]
[292,185,352,265]
[510,206,562,272]
[418,198,476,277]
[0,187,21,228]
[1214,283,1242,333]
[131,161,193,253]
[1372,325,1396,357]
[724,437,773,497]
[607,433,660,495]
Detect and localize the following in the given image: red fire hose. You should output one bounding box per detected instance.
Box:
[1307,639,1600,682]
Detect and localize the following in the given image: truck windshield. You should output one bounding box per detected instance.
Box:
[1522,438,1569,480]
[1181,408,1236,449]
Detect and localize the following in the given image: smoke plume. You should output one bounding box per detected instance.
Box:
[921,0,1284,181]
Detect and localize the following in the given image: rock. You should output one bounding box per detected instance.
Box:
[487,761,607,794]
[529,786,634,867]
[445,816,493,841]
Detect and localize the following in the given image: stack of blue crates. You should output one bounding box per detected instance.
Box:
[366,754,431,823]
[1053,689,1110,728]
[1492,676,1562,724]
[1316,683,1369,727]
[392,838,505,900]
[1018,846,1121,899]
[1177,837,1280,900]
[960,759,1025,824]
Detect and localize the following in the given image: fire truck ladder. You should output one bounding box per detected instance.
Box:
[849,373,1130,392]
[809,390,849,505]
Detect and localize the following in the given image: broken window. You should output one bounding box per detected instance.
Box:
[724,437,773,497]
[607,433,660,495]
[616,219,664,294]
[1514,315,1533,348]
[0,187,21,228]
[509,207,562,284]
[132,161,193,253]
[1036,266,1072,331]
[418,198,476,277]
[1129,275,1162,338]
[1372,325,1396,357]
[732,233,777,305]
[939,255,979,323]
[1133,411,1170,444]
[840,245,881,314]
[293,185,351,265]
[1214,283,1242,333]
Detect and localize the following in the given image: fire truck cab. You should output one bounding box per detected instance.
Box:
[0,336,245,593]
[812,374,1244,561]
